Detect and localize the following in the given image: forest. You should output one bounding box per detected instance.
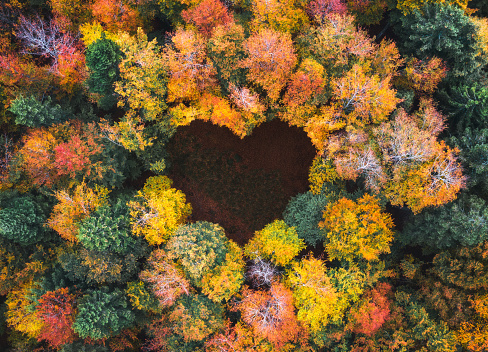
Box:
[0,0,488,350]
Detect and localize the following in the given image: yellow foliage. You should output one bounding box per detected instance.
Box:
[48,182,110,242]
[6,280,44,338]
[245,220,305,266]
[287,257,342,332]
[128,176,192,245]
[201,241,245,302]
[80,22,118,47]
[320,194,394,262]
[396,0,469,15]
[250,0,309,33]
[308,155,340,194]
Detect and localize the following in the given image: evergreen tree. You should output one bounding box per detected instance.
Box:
[283,191,331,246]
[85,34,122,110]
[401,194,488,251]
[0,195,51,246]
[437,83,488,134]
[77,200,137,254]
[73,287,135,341]
[8,95,69,127]
[393,3,486,80]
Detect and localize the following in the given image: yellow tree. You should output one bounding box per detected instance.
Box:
[47,183,110,242]
[128,176,192,245]
[244,220,305,266]
[240,28,297,103]
[320,194,394,262]
[249,0,309,33]
[286,256,342,333]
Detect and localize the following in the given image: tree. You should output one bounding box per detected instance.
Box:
[200,240,245,302]
[0,195,50,246]
[396,0,469,15]
[437,83,488,134]
[320,194,394,262]
[15,15,77,69]
[165,221,228,283]
[169,293,225,342]
[249,0,309,33]
[6,280,44,339]
[164,28,217,103]
[346,282,392,337]
[77,200,136,254]
[8,95,69,127]
[240,28,297,102]
[205,321,274,352]
[139,249,191,307]
[238,283,302,348]
[181,0,233,37]
[36,288,77,348]
[397,57,447,96]
[73,287,135,341]
[90,0,142,33]
[307,0,348,23]
[331,63,399,127]
[47,182,110,242]
[85,34,122,110]
[282,191,331,246]
[393,3,486,79]
[128,176,192,245]
[287,256,342,333]
[245,220,305,266]
[401,194,488,250]
[246,257,280,287]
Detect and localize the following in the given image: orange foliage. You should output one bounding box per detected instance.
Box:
[182,0,234,37]
[401,57,448,95]
[165,28,218,102]
[241,29,297,102]
[238,283,304,349]
[47,182,109,242]
[91,0,142,33]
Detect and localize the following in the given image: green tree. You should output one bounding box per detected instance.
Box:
[77,200,137,254]
[165,221,228,284]
[244,220,305,266]
[282,191,331,246]
[8,95,69,127]
[0,195,51,246]
[401,194,488,251]
[437,83,488,134]
[393,3,486,79]
[73,287,135,341]
[85,34,122,110]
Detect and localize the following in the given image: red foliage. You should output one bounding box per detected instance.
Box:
[348,283,392,336]
[182,0,234,37]
[36,288,77,348]
[91,0,142,33]
[307,0,348,22]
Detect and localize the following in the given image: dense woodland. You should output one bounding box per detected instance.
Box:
[1,0,488,350]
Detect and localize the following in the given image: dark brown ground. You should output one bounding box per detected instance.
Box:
[167,119,317,245]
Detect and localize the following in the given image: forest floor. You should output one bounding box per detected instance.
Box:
[167,119,317,245]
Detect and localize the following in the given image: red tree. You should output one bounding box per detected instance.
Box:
[182,0,234,37]
[36,288,77,348]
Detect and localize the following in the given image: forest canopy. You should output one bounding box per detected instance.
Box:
[0,0,488,351]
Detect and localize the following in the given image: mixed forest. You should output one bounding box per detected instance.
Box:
[1,0,488,350]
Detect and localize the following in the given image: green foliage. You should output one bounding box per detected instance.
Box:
[73,287,135,341]
[283,191,330,246]
[394,291,457,352]
[437,83,488,134]
[85,35,122,110]
[165,221,228,283]
[393,3,486,79]
[0,195,51,246]
[77,200,136,254]
[8,95,69,127]
[60,341,109,352]
[401,194,488,250]
[126,281,160,313]
[245,220,305,266]
[169,293,225,342]
[449,128,488,194]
